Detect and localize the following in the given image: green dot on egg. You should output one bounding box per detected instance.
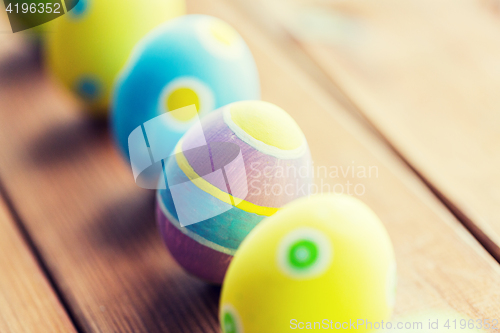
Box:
[289,239,318,269]
[277,227,333,279]
[222,311,238,333]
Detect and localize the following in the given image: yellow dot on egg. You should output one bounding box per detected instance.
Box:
[166,87,200,122]
[230,101,304,150]
[209,20,239,46]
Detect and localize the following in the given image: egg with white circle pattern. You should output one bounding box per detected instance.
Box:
[219,194,396,333]
[157,100,313,284]
[111,14,260,160]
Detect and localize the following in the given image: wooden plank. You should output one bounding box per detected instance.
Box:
[0,194,76,333]
[0,13,220,333]
[0,1,500,332]
[234,0,500,260]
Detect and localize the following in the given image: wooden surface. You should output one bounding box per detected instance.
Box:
[0,194,76,333]
[234,0,500,261]
[0,0,500,332]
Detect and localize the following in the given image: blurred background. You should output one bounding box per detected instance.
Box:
[0,0,500,332]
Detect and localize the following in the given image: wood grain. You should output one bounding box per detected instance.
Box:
[0,0,500,332]
[234,0,500,260]
[0,194,76,333]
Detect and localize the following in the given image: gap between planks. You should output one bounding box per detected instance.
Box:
[0,169,86,333]
[0,181,77,333]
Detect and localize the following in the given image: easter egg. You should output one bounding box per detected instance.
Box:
[46,0,185,116]
[111,14,260,161]
[156,100,313,284]
[219,194,396,333]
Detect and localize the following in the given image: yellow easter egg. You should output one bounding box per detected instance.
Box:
[219,194,396,333]
[46,0,185,117]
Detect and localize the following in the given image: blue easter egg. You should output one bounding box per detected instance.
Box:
[111,14,260,160]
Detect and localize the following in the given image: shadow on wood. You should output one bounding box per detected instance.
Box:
[85,188,157,255]
[26,117,109,166]
[138,271,221,333]
[0,41,41,85]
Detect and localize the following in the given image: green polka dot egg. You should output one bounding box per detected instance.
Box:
[46,0,185,116]
[220,194,397,333]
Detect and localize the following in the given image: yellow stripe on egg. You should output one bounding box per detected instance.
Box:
[173,140,279,217]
